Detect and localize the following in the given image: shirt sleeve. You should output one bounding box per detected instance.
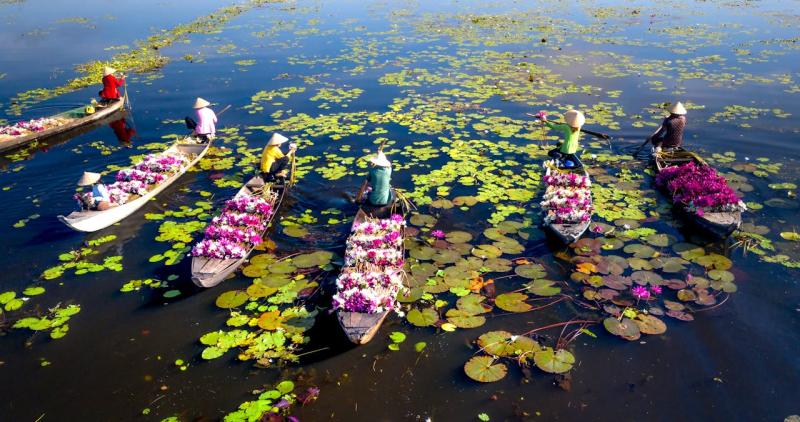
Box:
[211,110,217,123]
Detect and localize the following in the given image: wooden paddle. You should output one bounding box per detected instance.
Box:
[356,140,390,203]
[526,113,611,140]
[633,138,651,156]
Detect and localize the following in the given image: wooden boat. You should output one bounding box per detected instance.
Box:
[0,97,125,153]
[542,159,592,244]
[58,137,212,232]
[653,148,742,238]
[337,205,407,344]
[191,175,291,288]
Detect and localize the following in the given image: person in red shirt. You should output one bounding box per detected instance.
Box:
[99,66,125,103]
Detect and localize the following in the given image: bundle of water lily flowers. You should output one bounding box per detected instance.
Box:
[0,117,60,136]
[134,153,188,173]
[655,162,746,216]
[541,172,593,224]
[335,214,406,314]
[192,193,275,259]
[332,268,404,314]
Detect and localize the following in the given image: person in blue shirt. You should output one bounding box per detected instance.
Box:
[77,171,113,211]
[365,151,392,206]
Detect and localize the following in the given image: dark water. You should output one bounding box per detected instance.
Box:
[0,0,799,421]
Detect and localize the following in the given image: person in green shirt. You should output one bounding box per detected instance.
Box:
[365,151,392,206]
[538,109,586,168]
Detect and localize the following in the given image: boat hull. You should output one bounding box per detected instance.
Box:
[337,310,389,345]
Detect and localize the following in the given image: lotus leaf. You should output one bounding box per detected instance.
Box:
[430,198,454,209]
[410,245,437,260]
[259,273,292,288]
[407,307,438,327]
[464,356,508,382]
[446,309,486,328]
[283,225,308,238]
[634,314,667,335]
[630,270,663,285]
[456,294,492,315]
[477,331,539,357]
[483,227,508,240]
[780,231,800,241]
[514,263,546,279]
[483,257,512,272]
[250,253,277,267]
[603,275,629,290]
[452,196,478,206]
[202,346,225,360]
[601,238,624,250]
[623,244,656,258]
[525,279,561,296]
[410,214,437,227]
[22,286,45,296]
[433,249,461,264]
[695,253,732,270]
[246,283,278,298]
[533,348,575,374]
[666,310,695,321]
[645,233,674,247]
[268,261,297,274]
[446,231,473,243]
[677,289,697,301]
[472,244,502,259]
[293,251,333,268]
[603,317,641,341]
[628,257,653,270]
[216,290,250,309]
[242,265,268,278]
[495,292,532,312]
[397,287,424,303]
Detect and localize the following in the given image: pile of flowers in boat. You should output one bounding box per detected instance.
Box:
[333,214,406,314]
[192,193,275,260]
[0,117,64,137]
[655,161,747,216]
[541,172,593,224]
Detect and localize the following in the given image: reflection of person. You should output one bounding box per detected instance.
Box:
[260,133,296,181]
[99,67,125,103]
[648,101,686,152]
[185,97,217,141]
[365,151,392,206]
[540,109,585,168]
[77,171,113,211]
[109,118,136,145]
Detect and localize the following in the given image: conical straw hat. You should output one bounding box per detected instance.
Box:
[369,151,391,167]
[77,171,101,186]
[668,101,687,115]
[103,66,116,76]
[268,133,289,146]
[564,109,585,128]
[193,97,211,109]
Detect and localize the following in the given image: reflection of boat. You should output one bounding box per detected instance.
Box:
[337,205,407,345]
[653,148,741,239]
[191,175,292,288]
[0,97,126,153]
[542,159,592,244]
[57,137,212,232]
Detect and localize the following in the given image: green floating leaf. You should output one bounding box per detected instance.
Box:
[477,330,539,357]
[464,356,507,382]
[215,290,249,309]
[525,279,561,296]
[406,307,438,327]
[389,331,406,343]
[495,292,532,312]
[445,309,486,328]
[533,347,575,374]
[414,341,427,352]
[22,286,45,296]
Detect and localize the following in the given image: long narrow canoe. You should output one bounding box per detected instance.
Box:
[653,148,742,238]
[337,206,407,344]
[0,97,125,153]
[542,159,592,244]
[58,137,212,232]
[191,176,291,288]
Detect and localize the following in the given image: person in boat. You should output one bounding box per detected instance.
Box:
[99,66,125,104]
[539,109,585,168]
[109,118,136,146]
[185,98,217,141]
[77,171,113,211]
[364,151,392,206]
[259,133,296,182]
[648,101,686,153]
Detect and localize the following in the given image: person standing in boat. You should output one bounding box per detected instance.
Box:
[648,101,686,152]
[77,172,113,211]
[260,133,296,181]
[186,98,217,141]
[99,67,125,104]
[538,109,586,168]
[364,151,392,206]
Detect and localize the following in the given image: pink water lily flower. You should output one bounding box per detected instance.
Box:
[631,285,651,299]
[431,229,445,239]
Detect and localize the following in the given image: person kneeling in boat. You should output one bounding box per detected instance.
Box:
[363,151,392,206]
[76,172,114,211]
[648,101,686,154]
[185,97,217,142]
[98,66,125,105]
[260,133,296,182]
[539,109,585,169]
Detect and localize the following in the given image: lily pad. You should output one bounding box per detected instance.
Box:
[472,244,502,259]
[215,290,249,309]
[533,348,575,374]
[477,330,540,357]
[495,292,532,312]
[525,279,561,296]
[603,317,641,341]
[410,214,437,227]
[514,264,546,279]
[634,314,667,335]
[446,309,486,328]
[283,225,308,238]
[464,356,507,382]
[407,307,438,327]
[446,231,473,243]
[457,294,492,315]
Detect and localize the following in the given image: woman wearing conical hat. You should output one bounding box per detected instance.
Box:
[259,133,296,181]
[365,151,392,206]
[538,109,586,168]
[186,97,217,141]
[648,101,687,152]
[98,66,125,104]
[75,172,113,211]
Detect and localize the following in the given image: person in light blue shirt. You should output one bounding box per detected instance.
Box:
[77,171,112,211]
[366,151,392,206]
